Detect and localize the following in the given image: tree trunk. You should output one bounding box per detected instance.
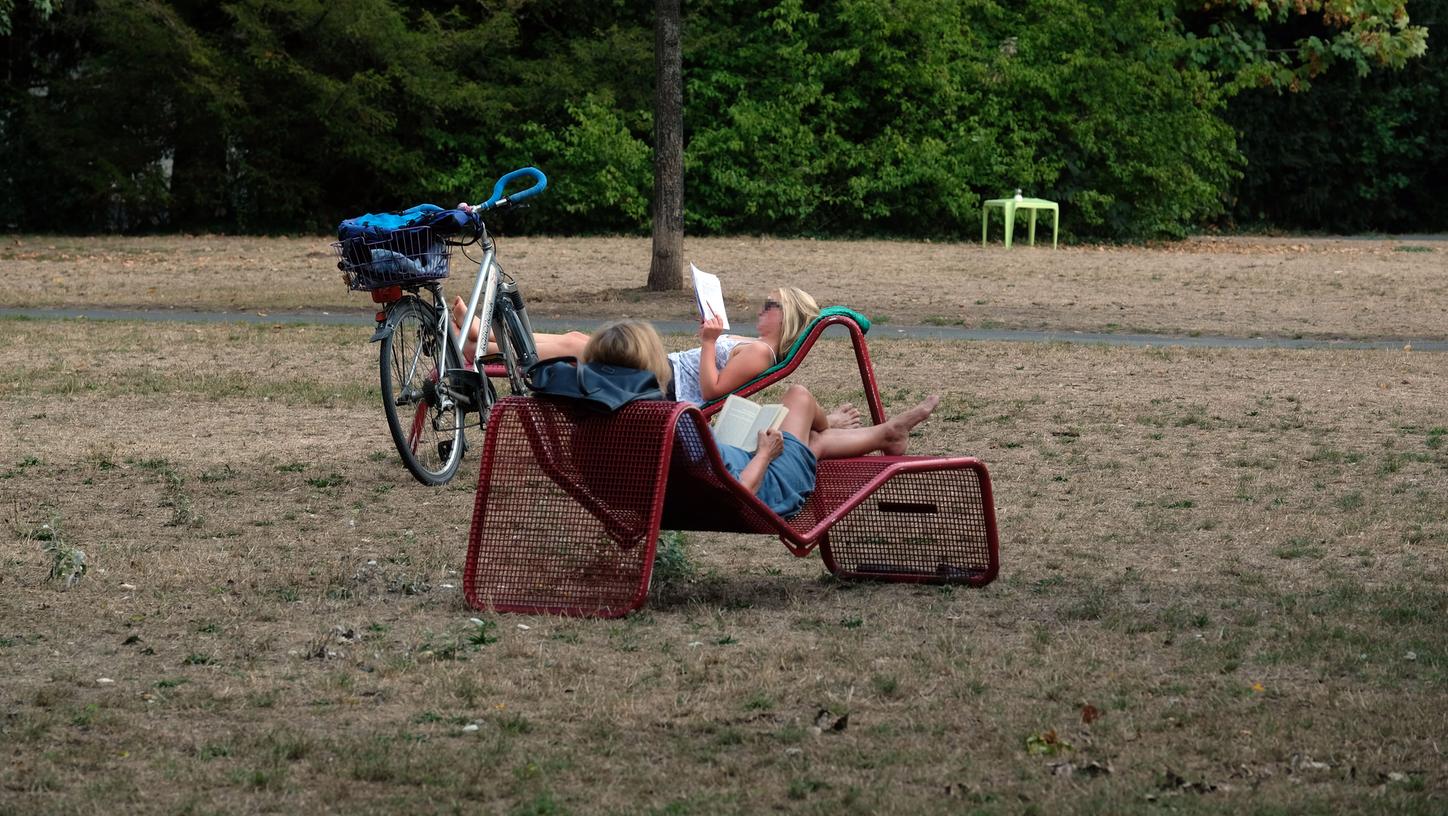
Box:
[647,0,683,291]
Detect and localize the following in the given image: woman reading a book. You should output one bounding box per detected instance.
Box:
[667,284,814,404]
[580,320,940,519]
[450,286,837,410]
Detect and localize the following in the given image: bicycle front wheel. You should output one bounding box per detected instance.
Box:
[379,299,464,486]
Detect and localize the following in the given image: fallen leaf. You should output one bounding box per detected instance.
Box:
[812,709,848,733]
[1159,769,1216,794]
[1050,760,1111,778]
[943,782,983,799]
[1290,753,1332,773]
[1081,704,1100,724]
[1025,729,1072,756]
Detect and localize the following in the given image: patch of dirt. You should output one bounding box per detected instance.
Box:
[0,319,1444,812]
[3,234,1445,340]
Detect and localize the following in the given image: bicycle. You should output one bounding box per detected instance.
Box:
[332,167,548,486]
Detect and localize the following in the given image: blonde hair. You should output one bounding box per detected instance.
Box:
[774,286,820,354]
[583,320,672,389]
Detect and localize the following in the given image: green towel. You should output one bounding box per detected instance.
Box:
[782,306,870,360]
[701,306,871,408]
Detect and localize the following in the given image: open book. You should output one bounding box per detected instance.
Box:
[690,263,729,330]
[712,394,789,452]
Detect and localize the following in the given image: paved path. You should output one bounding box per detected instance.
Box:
[3,306,1444,352]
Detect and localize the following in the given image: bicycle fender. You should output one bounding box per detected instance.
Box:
[370,298,437,343]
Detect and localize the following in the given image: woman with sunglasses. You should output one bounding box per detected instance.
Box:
[664,286,817,405]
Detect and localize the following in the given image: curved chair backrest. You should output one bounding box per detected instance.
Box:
[699,308,884,423]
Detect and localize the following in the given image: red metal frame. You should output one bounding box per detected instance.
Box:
[698,314,885,424]
[464,398,1000,618]
[408,402,426,454]
[463,399,685,618]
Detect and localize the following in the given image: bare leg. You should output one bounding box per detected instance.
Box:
[806,395,940,460]
[778,384,830,441]
[827,402,862,429]
[452,296,588,361]
[534,331,590,360]
[451,296,483,362]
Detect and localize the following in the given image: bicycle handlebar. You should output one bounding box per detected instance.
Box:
[475,167,548,212]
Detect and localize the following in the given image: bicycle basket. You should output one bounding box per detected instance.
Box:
[332,225,453,291]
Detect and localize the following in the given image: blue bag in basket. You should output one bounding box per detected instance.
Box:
[336,205,479,283]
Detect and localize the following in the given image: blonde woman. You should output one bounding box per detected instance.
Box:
[453,286,858,422]
[580,320,939,519]
[580,319,675,390]
[670,286,816,405]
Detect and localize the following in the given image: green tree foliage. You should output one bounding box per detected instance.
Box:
[1226,0,1446,230]
[2,0,521,231]
[1180,0,1429,93]
[0,0,1434,238]
[683,0,1237,238]
[0,0,60,35]
[425,0,657,233]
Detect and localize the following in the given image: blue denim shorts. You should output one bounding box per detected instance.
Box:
[718,431,817,518]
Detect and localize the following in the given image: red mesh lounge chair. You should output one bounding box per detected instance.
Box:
[484,307,887,423]
[463,397,1000,618]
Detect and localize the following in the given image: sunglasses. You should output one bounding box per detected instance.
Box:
[760,299,782,313]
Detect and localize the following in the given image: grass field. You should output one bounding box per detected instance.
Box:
[3,233,1445,340]
[1,237,1446,814]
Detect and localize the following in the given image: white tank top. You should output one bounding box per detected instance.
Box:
[668,336,776,405]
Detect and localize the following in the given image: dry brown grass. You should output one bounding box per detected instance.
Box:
[2,318,1445,814]
[3,233,1446,340]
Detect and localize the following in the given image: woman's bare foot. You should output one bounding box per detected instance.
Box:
[880,395,940,456]
[451,296,480,363]
[827,402,862,429]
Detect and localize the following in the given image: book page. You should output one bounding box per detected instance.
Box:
[713,394,760,450]
[747,404,789,440]
[690,263,730,330]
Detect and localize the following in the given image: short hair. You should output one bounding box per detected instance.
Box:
[582,320,672,389]
[774,286,820,354]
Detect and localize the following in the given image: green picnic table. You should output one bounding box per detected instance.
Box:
[981,196,1059,249]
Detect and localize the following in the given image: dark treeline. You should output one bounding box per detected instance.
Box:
[1,0,1442,239]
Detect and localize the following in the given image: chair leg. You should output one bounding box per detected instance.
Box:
[815,464,999,587]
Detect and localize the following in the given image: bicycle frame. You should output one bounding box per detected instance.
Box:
[431,229,540,414]
[448,236,500,372]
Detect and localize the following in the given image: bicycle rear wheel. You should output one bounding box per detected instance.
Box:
[379,298,464,486]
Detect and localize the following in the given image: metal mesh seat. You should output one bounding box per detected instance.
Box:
[464,398,999,618]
